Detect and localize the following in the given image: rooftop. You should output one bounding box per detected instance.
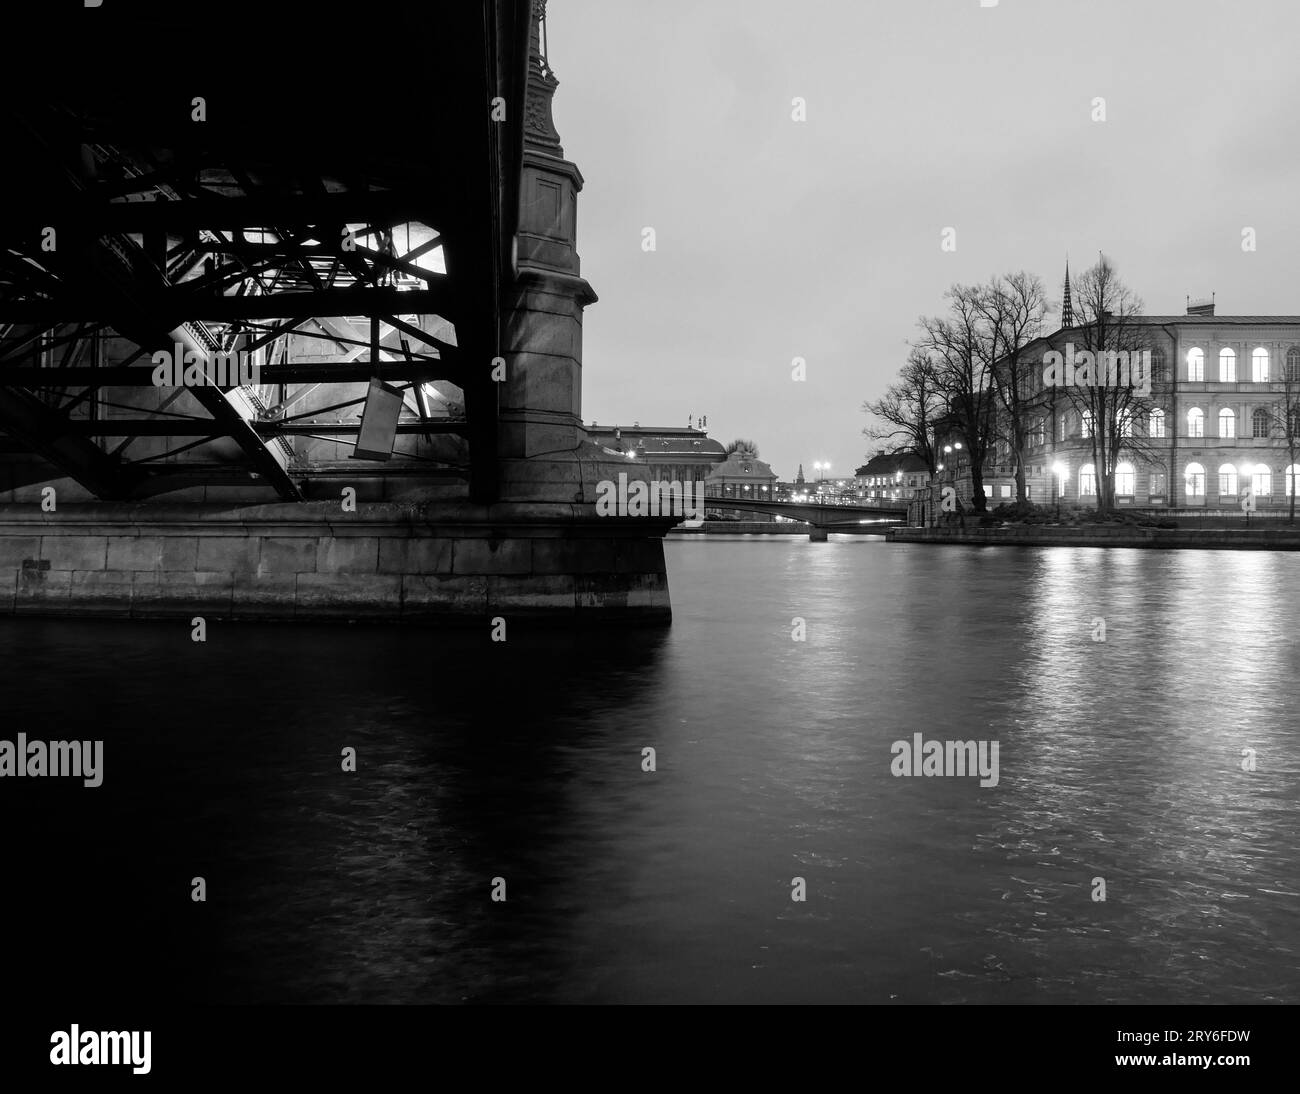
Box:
[857,453,929,476]
[587,424,726,458]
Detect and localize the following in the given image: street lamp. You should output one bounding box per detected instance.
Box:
[1052,461,1067,520]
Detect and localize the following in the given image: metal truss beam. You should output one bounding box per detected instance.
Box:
[0,363,464,386]
[0,287,454,326]
[0,386,138,497]
[56,420,467,437]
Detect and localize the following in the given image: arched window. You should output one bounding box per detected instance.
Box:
[1288,348,1300,383]
[1219,408,1236,438]
[1252,464,1272,496]
[1218,463,1237,496]
[1219,348,1237,382]
[1079,463,1097,496]
[1082,410,1095,438]
[1149,408,1165,438]
[1288,465,1300,496]
[1187,348,1205,382]
[1252,347,1270,383]
[1187,407,1204,438]
[1185,462,1206,497]
[1115,461,1135,495]
[1252,407,1271,438]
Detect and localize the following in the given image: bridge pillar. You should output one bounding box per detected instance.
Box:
[455,0,671,622]
[497,0,618,505]
[809,527,828,542]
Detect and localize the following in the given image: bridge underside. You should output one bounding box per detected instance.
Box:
[0,0,527,505]
[0,1,673,623]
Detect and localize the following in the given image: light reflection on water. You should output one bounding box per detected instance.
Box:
[1,537,1297,1003]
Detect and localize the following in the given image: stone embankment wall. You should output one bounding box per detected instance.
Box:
[889,525,1300,549]
[0,502,673,623]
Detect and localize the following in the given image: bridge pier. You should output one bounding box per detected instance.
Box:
[0,2,676,626]
[0,502,673,624]
[808,527,828,542]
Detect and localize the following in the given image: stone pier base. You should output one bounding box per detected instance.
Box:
[0,502,675,624]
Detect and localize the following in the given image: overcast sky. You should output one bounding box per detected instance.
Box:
[546,0,1300,480]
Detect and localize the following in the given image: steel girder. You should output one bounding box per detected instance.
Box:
[0,0,531,503]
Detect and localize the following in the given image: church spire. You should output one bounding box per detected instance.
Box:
[1061,258,1074,328]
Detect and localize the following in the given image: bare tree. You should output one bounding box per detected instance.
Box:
[919,286,999,512]
[977,272,1049,504]
[723,439,759,458]
[862,348,943,474]
[1268,356,1300,524]
[1056,256,1158,515]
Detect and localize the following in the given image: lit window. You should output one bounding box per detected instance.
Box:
[1219,348,1237,382]
[1218,464,1237,496]
[1149,408,1165,438]
[1000,484,1011,498]
[1252,408,1271,438]
[1079,463,1097,496]
[1185,462,1206,497]
[1187,348,1205,382]
[1253,464,1272,496]
[1187,407,1204,438]
[1288,465,1300,496]
[1150,471,1166,495]
[1252,347,1270,383]
[1115,462,1135,495]
[1219,408,1235,438]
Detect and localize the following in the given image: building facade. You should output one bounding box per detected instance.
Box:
[924,299,1300,513]
[704,443,779,519]
[855,453,930,501]
[1020,303,1300,510]
[586,424,727,486]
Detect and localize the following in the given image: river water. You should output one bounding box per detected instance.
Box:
[3,535,1298,1004]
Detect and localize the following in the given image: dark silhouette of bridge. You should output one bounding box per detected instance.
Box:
[702,490,907,540]
[0,1,688,624]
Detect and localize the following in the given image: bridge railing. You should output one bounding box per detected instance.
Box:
[702,490,906,508]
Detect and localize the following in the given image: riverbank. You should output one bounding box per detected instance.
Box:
[888,524,1300,549]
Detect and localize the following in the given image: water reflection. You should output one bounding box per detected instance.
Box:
[1,540,1297,1003]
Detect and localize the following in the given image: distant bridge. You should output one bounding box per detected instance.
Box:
[702,491,908,539]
